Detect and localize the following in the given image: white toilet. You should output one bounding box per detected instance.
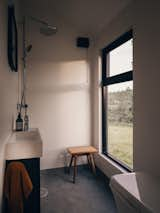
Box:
[110,172,160,213]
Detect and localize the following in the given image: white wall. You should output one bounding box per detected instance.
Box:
[92,0,160,178]
[133,0,160,176]
[23,1,92,169]
[0,0,21,210]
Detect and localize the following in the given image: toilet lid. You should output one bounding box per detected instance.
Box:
[110,172,160,213]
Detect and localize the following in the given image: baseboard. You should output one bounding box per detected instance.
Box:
[40,163,110,183]
[40,152,87,170]
[40,163,88,173]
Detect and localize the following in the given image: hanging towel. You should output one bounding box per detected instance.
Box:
[4,161,33,213]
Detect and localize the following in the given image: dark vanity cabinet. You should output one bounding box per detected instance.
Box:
[4,158,40,213]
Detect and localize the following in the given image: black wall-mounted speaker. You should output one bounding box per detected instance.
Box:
[76,37,90,48]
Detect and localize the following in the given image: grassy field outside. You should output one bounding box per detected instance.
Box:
[107,124,133,169]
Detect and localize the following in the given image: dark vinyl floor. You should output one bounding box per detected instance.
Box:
[40,165,117,213]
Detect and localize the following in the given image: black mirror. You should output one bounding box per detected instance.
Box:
[8,5,18,72]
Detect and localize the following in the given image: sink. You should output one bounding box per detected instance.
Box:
[5,128,43,160]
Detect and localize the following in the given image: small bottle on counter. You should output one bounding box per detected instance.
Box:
[16,113,23,131]
[24,114,29,131]
[24,104,29,131]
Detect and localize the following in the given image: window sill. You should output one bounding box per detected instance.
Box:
[95,153,129,178]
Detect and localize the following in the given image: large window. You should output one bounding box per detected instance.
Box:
[102,30,133,170]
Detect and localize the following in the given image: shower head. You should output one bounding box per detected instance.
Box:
[29,16,57,36]
[40,25,57,36]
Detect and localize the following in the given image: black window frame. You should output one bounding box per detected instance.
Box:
[101,30,133,171]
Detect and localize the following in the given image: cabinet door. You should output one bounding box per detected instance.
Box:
[5,158,40,213]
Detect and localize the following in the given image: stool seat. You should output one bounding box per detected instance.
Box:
[68,146,97,155]
[67,146,98,183]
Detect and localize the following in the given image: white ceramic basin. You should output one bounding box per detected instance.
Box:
[5,128,43,160]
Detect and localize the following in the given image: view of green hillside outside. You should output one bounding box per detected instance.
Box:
[108,125,133,168]
[107,81,133,169]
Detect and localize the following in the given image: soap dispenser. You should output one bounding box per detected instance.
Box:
[16,113,23,131]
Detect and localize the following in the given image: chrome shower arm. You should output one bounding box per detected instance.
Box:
[28,16,57,29]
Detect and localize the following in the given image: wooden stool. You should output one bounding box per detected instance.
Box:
[67,146,97,183]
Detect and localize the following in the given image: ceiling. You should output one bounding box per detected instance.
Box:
[22,0,132,37]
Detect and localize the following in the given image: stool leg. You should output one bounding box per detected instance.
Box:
[68,155,73,173]
[90,154,96,174]
[73,155,77,183]
[87,154,91,170]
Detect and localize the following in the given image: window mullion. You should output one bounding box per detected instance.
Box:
[102,71,133,86]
